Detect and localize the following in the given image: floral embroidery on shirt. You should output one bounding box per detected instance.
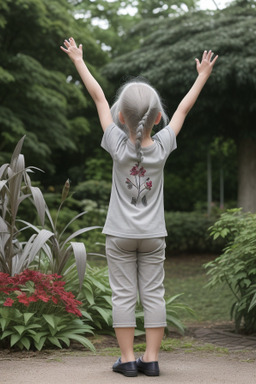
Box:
[125,163,152,206]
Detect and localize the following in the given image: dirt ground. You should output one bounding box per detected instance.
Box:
[1,342,256,384]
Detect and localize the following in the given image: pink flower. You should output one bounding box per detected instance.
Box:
[138,167,146,177]
[130,165,139,176]
[145,181,152,190]
[130,164,146,177]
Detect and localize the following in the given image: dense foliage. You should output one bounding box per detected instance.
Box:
[0,269,95,351]
[165,211,225,254]
[0,0,109,186]
[0,137,99,288]
[205,209,256,334]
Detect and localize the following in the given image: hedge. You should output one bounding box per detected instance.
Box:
[165,211,225,255]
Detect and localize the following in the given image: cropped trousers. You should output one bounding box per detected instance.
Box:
[105,236,167,328]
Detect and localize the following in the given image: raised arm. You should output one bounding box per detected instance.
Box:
[60,37,113,132]
[169,50,218,136]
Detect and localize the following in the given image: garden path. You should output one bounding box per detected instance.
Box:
[1,324,256,384]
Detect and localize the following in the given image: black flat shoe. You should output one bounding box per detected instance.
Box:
[136,357,160,376]
[112,358,138,377]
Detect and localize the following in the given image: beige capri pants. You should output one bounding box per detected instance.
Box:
[105,236,167,328]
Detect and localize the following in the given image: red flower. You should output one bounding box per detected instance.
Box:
[52,297,58,304]
[17,293,30,306]
[37,294,50,303]
[0,269,83,317]
[66,306,82,317]
[4,298,14,307]
[28,295,38,303]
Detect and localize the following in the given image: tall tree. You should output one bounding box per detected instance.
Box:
[0,0,108,183]
[71,0,197,57]
[103,0,256,211]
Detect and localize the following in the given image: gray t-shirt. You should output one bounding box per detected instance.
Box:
[101,123,177,238]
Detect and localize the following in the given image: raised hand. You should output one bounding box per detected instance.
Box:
[169,50,219,136]
[60,37,83,62]
[195,50,218,77]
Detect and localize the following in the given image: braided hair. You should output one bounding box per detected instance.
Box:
[111,80,168,164]
[135,112,148,163]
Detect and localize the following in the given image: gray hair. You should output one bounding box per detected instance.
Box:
[111,80,169,163]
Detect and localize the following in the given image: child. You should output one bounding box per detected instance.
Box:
[61,38,218,377]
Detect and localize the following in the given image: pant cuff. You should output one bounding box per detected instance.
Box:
[113,323,137,328]
[144,322,167,328]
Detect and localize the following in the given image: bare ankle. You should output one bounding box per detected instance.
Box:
[121,353,135,363]
[142,353,158,362]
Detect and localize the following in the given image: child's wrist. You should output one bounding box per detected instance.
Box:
[73,57,84,64]
[198,71,210,79]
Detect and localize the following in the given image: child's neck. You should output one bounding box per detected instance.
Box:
[129,135,154,148]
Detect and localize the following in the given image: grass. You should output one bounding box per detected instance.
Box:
[164,254,234,324]
[97,337,230,356]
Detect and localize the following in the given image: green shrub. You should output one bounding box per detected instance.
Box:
[0,269,95,351]
[205,209,256,334]
[165,211,224,254]
[0,137,100,288]
[74,180,111,207]
[0,136,48,275]
[44,199,106,254]
[64,263,113,334]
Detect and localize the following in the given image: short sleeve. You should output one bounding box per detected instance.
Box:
[101,123,127,157]
[153,125,177,156]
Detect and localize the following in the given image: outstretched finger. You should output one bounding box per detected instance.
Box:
[206,50,213,61]
[195,58,200,68]
[64,39,71,48]
[60,45,69,53]
[202,50,207,61]
[69,37,76,46]
[210,54,219,66]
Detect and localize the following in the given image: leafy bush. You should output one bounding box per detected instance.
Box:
[64,263,113,333]
[205,209,256,333]
[165,211,224,254]
[36,193,106,255]
[0,136,47,274]
[0,269,95,351]
[74,180,111,207]
[0,137,100,288]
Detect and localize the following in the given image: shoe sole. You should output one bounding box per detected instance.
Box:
[137,368,159,376]
[113,369,138,377]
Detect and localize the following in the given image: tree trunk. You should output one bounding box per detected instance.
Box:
[237,138,256,212]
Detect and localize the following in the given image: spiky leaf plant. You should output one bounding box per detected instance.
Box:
[0,137,101,288]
